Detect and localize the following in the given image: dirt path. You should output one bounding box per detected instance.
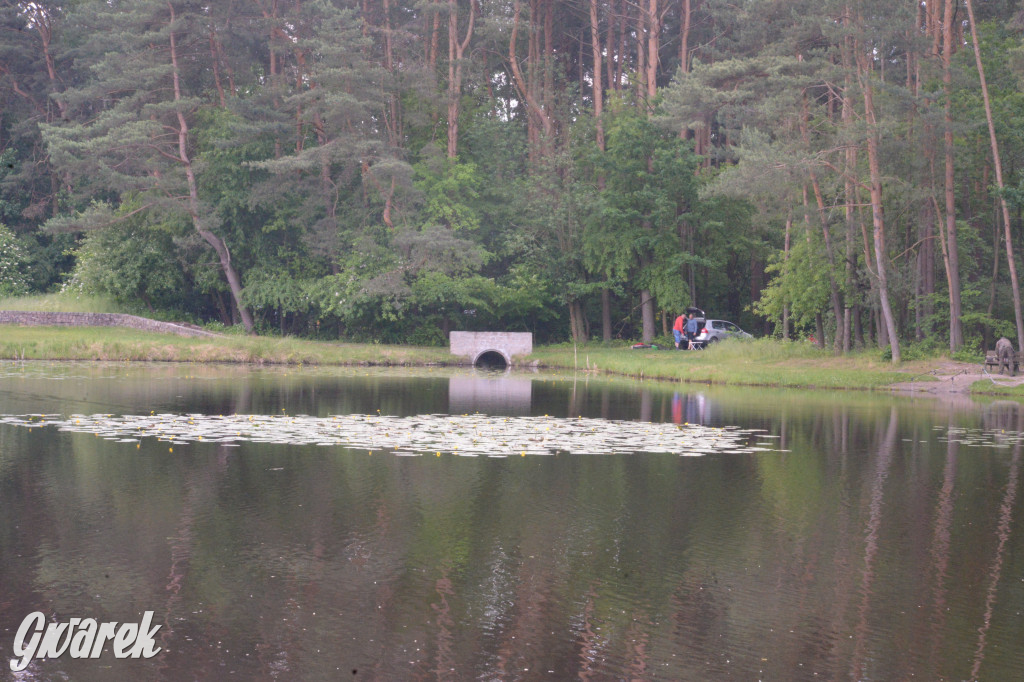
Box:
[891,360,1024,396]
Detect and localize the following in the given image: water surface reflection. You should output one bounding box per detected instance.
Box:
[0,363,1022,680]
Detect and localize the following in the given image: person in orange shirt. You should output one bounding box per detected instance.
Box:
[672,312,686,349]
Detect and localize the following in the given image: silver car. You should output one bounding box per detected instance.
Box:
[694,319,752,346]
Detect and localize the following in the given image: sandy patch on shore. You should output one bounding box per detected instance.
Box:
[891,360,1024,396]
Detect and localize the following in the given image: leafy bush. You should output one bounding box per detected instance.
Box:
[951,337,984,363]
[202,321,249,336]
[653,334,677,349]
[406,324,447,347]
[897,339,946,362]
[0,224,29,296]
[68,220,186,311]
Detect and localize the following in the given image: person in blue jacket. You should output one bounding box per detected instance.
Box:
[684,313,701,350]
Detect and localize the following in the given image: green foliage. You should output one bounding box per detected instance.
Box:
[2,0,1021,352]
[201,321,250,336]
[411,271,492,321]
[67,217,186,312]
[414,149,484,232]
[405,324,447,346]
[896,339,947,362]
[753,230,829,332]
[582,108,701,321]
[242,271,315,316]
[0,150,24,228]
[951,337,984,363]
[0,224,29,296]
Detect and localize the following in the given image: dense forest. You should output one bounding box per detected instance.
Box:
[2,0,1024,358]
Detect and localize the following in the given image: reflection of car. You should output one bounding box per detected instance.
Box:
[695,319,752,345]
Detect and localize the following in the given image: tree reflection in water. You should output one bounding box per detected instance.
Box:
[0,364,1022,680]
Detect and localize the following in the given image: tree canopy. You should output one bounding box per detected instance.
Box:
[2,0,1024,355]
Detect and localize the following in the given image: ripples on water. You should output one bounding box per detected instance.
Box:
[0,363,1022,680]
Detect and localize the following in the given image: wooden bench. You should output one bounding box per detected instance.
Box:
[985,350,1023,372]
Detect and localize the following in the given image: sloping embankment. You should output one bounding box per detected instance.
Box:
[0,311,219,338]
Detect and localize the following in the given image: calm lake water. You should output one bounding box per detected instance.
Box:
[0,362,1023,681]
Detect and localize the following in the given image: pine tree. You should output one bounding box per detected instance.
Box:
[41,0,255,331]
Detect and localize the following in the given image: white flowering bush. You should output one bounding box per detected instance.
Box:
[0,223,29,296]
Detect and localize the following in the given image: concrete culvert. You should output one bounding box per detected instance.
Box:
[474,350,509,369]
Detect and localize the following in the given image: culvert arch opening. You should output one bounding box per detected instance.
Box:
[474,350,509,369]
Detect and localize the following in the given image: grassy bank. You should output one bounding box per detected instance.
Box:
[969,378,1024,397]
[531,339,919,390]
[0,293,967,392]
[0,323,941,391]
[0,293,136,314]
[0,325,452,365]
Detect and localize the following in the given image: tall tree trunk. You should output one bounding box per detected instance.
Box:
[964,0,1024,351]
[842,4,858,352]
[605,2,616,91]
[645,0,659,108]
[687,220,696,303]
[782,215,791,340]
[509,1,553,147]
[447,0,475,157]
[383,0,401,148]
[857,36,899,362]
[29,4,71,216]
[528,0,540,154]
[941,0,964,351]
[169,6,254,333]
[679,0,692,75]
[589,0,605,152]
[839,9,856,350]
[592,0,612,343]
[602,288,612,341]
[638,0,660,341]
[917,201,936,340]
[635,0,646,101]
[615,0,626,89]
[428,0,441,69]
[208,28,228,108]
[927,0,942,54]
[31,6,68,122]
[569,300,587,342]
[543,0,554,111]
[640,289,656,343]
[801,91,845,353]
[986,205,1001,352]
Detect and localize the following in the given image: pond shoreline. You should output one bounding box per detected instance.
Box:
[2,322,1022,398]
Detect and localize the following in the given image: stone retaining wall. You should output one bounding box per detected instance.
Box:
[0,311,219,338]
[449,331,533,366]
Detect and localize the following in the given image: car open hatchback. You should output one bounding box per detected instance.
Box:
[694,319,752,346]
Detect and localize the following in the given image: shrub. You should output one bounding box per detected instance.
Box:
[0,224,29,296]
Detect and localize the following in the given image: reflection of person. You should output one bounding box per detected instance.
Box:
[672,313,686,349]
[684,313,701,350]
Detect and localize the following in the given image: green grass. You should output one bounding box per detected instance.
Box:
[0,322,973,392]
[969,378,1024,397]
[530,338,917,390]
[0,292,129,314]
[0,325,452,366]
